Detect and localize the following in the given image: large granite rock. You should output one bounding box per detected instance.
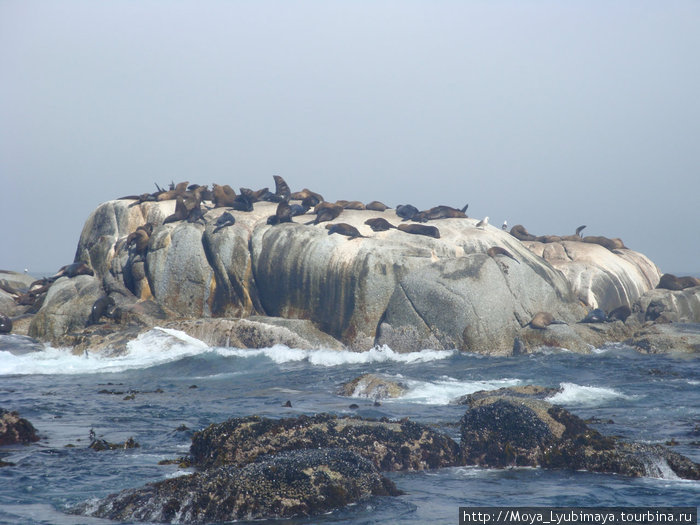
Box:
[29,196,662,353]
[70,448,400,523]
[523,240,661,312]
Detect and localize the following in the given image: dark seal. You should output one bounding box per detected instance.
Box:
[326,223,364,239]
[0,313,12,334]
[364,218,396,232]
[86,296,116,326]
[397,223,440,239]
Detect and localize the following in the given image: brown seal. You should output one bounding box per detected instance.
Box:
[487,246,519,263]
[582,236,627,251]
[126,229,149,254]
[267,201,294,225]
[397,223,440,239]
[326,223,365,239]
[529,311,561,329]
[291,188,324,205]
[336,200,365,210]
[364,218,396,232]
[212,184,237,208]
[509,225,537,241]
[365,201,389,212]
[156,181,189,201]
[413,204,468,222]
[608,304,632,322]
[657,273,700,291]
[306,204,343,225]
[54,262,94,279]
[273,175,291,201]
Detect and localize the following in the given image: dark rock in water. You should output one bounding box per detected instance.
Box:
[69,448,400,523]
[190,413,460,471]
[459,394,700,479]
[89,436,140,451]
[0,313,11,333]
[0,408,40,446]
[452,385,561,405]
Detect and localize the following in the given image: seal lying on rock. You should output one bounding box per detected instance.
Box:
[528,311,566,329]
[326,223,364,239]
[365,217,396,232]
[580,308,608,323]
[397,223,440,239]
[657,273,700,291]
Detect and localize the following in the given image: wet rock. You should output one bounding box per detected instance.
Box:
[452,385,562,405]
[459,394,700,479]
[69,448,400,523]
[0,409,40,446]
[190,413,460,471]
[167,316,345,350]
[624,323,700,354]
[338,374,408,400]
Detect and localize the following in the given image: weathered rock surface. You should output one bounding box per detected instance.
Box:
[624,323,700,354]
[0,409,40,446]
[339,374,408,400]
[633,286,700,324]
[189,413,460,471]
[459,394,700,479]
[523,240,661,312]
[26,194,688,354]
[452,385,562,405]
[167,316,345,350]
[70,448,400,523]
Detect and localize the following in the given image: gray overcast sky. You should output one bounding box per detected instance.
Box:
[1,1,699,275]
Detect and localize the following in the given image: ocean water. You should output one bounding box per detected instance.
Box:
[0,327,698,524]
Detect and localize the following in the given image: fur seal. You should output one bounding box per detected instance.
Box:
[289,203,310,216]
[528,311,566,329]
[580,308,608,323]
[396,204,419,221]
[336,200,366,210]
[272,175,291,201]
[213,211,236,233]
[326,223,364,239]
[0,313,12,333]
[163,196,190,224]
[126,229,150,254]
[608,304,632,322]
[364,217,396,232]
[307,203,343,225]
[487,246,519,263]
[86,296,116,326]
[54,262,94,279]
[575,225,587,238]
[509,224,537,242]
[290,188,324,205]
[413,204,468,222]
[475,216,489,229]
[365,201,389,212]
[657,273,700,291]
[397,223,440,238]
[212,184,237,208]
[582,236,627,251]
[232,193,254,212]
[536,235,562,243]
[156,181,189,201]
[267,201,294,225]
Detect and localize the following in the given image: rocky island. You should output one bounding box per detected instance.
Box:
[1,177,699,523]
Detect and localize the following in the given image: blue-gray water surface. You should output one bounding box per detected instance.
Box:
[0,327,698,524]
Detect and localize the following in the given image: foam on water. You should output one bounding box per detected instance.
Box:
[0,327,209,376]
[388,376,522,405]
[216,344,455,366]
[0,331,454,376]
[546,382,632,406]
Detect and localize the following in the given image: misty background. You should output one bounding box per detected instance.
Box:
[1,1,698,276]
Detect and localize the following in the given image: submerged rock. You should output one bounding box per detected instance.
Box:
[189,413,460,471]
[70,448,400,523]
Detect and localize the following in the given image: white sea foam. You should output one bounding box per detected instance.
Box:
[384,376,522,405]
[215,344,455,366]
[546,382,632,406]
[0,332,454,376]
[0,327,209,376]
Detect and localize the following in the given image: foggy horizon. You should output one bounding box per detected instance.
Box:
[2,1,699,276]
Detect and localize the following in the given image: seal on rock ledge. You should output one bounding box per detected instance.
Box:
[528,311,566,330]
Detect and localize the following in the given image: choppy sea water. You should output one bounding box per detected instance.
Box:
[0,327,698,525]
